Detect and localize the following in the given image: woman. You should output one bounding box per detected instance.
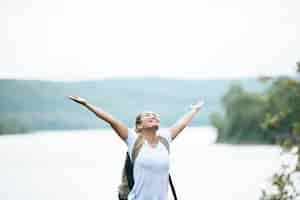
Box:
[68,95,204,200]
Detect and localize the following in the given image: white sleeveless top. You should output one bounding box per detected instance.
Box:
[124,128,172,200]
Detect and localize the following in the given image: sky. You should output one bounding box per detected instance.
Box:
[0,0,299,81]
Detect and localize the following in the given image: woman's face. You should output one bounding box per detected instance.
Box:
[139,112,160,130]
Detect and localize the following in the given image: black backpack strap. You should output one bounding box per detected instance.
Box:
[169,174,178,200]
[125,152,134,190]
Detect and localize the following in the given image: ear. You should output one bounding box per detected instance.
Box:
[137,124,143,130]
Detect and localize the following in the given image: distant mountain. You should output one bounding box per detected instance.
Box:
[0,77,271,134]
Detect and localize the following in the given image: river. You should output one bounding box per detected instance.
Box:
[0,126,281,200]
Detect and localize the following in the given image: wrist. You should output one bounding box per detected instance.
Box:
[191,107,200,113]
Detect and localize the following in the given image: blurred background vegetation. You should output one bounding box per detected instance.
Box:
[212,62,300,148]
[0,77,269,135]
[1,62,299,151]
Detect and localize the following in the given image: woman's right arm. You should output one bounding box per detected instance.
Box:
[68,95,128,141]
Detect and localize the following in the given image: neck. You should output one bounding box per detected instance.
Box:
[140,128,158,142]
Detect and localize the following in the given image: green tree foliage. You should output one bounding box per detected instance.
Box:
[211,84,272,144]
[260,147,300,200]
[0,119,28,135]
[208,62,300,199]
[211,62,300,145]
[260,62,300,170]
[261,77,300,148]
[259,62,300,200]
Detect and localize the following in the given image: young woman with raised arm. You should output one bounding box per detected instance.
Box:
[68,95,204,200]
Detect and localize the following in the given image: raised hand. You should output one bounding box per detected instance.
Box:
[68,95,88,106]
[189,100,205,112]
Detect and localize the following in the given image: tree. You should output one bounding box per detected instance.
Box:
[259,62,300,200]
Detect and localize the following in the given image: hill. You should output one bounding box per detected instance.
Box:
[0,77,269,134]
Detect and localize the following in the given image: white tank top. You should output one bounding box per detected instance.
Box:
[124,128,172,200]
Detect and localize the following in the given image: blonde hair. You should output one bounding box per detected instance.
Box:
[135,111,160,133]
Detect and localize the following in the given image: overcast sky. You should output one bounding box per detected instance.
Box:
[0,0,299,81]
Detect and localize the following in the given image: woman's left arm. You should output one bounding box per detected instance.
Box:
[169,100,204,140]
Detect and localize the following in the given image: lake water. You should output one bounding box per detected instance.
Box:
[0,126,282,200]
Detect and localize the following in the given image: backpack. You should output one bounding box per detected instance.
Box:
[118,134,177,200]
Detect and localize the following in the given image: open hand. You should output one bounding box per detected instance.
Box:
[190,100,205,111]
[68,95,88,105]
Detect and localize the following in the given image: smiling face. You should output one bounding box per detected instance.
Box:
[135,111,160,133]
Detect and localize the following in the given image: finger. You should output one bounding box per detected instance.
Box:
[199,102,205,107]
[197,101,204,107]
[196,100,203,104]
[69,96,78,101]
